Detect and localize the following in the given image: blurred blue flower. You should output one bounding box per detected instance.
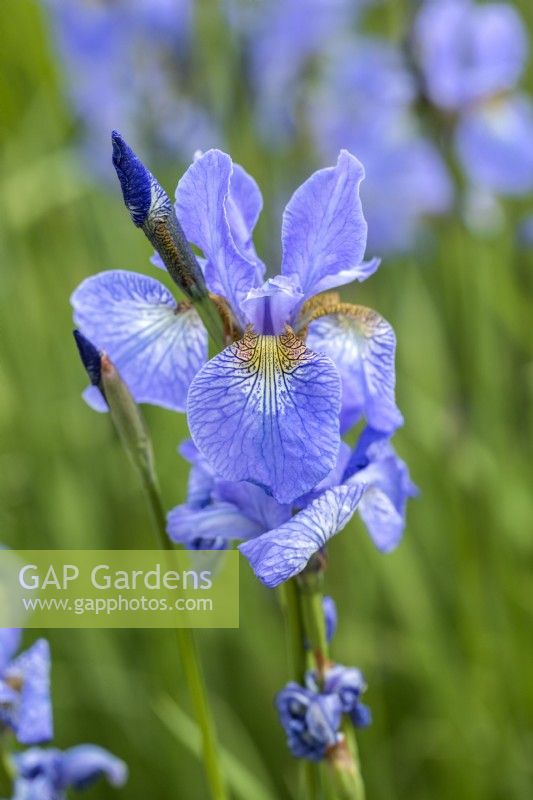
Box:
[0,631,52,746]
[413,0,527,111]
[227,0,357,144]
[309,37,453,253]
[11,745,127,800]
[42,0,219,174]
[455,95,533,195]
[74,142,403,507]
[275,682,343,761]
[413,0,533,198]
[517,213,533,249]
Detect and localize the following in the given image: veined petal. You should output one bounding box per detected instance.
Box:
[71,270,207,412]
[344,426,418,552]
[239,484,364,587]
[187,329,341,504]
[167,502,263,549]
[356,486,404,552]
[306,306,403,434]
[226,163,264,265]
[175,150,263,322]
[281,150,372,298]
[214,481,291,530]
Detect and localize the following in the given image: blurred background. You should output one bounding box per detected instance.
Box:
[1,0,533,798]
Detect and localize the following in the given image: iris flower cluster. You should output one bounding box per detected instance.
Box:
[413,0,533,199]
[72,133,416,590]
[42,0,218,174]
[0,629,126,799]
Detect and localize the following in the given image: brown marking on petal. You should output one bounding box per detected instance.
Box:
[297,295,380,338]
[5,673,23,692]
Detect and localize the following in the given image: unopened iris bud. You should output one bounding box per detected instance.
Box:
[111,131,205,299]
[276,682,342,761]
[73,330,155,482]
[111,131,225,347]
[323,665,371,728]
[73,329,103,390]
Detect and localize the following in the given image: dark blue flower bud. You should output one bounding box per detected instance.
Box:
[111,131,171,227]
[73,330,102,387]
[110,133,225,348]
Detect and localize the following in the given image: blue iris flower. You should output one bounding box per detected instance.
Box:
[11,745,127,800]
[0,630,52,746]
[42,0,218,175]
[413,0,533,197]
[169,425,417,587]
[73,139,405,511]
[308,37,453,254]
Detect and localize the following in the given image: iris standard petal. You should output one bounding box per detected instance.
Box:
[281,150,372,298]
[239,483,364,587]
[175,149,263,321]
[57,744,128,790]
[187,328,341,504]
[241,274,304,334]
[71,270,207,412]
[306,306,403,434]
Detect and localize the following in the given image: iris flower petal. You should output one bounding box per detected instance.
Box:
[356,486,404,552]
[0,629,21,672]
[7,639,52,745]
[167,502,264,548]
[71,270,207,412]
[175,150,263,322]
[239,483,364,587]
[281,150,373,298]
[57,745,128,790]
[187,328,341,504]
[306,306,403,434]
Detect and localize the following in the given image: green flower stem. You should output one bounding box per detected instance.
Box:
[297,568,366,800]
[135,446,229,800]
[278,579,307,679]
[0,733,14,796]
[100,362,228,800]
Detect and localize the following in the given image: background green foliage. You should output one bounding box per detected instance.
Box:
[1,1,533,798]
